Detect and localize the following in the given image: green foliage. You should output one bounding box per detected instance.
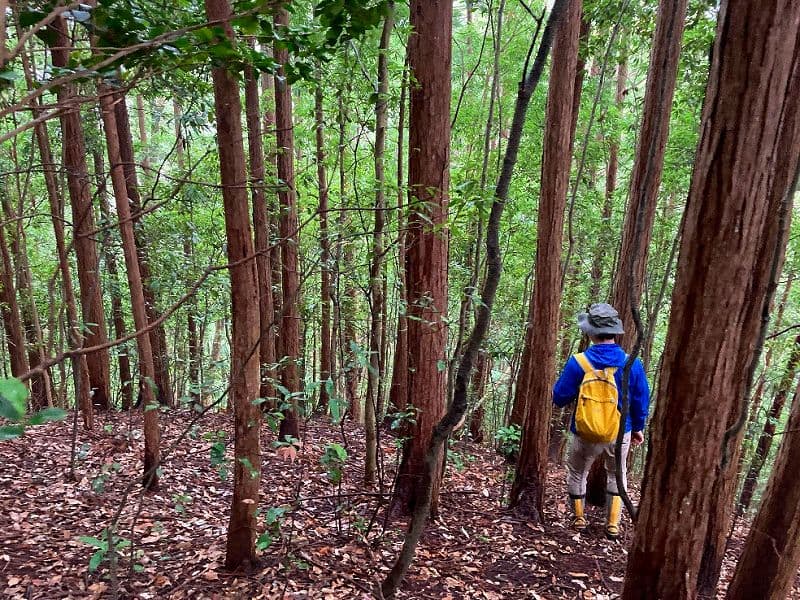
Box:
[320,442,348,484]
[494,424,521,461]
[78,530,131,573]
[0,379,67,441]
[256,505,288,551]
[91,462,122,493]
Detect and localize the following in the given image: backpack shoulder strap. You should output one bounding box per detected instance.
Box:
[574,353,593,374]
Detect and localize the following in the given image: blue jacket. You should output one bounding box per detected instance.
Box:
[553,343,650,433]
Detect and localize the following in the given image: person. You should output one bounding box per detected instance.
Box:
[552,303,649,539]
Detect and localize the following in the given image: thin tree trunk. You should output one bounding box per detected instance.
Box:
[94,152,134,411]
[737,335,800,515]
[49,17,111,410]
[509,0,582,521]
[622,2,800,596]
[99,88,161,489]
[244,56,276,406]
[390,0,452,518]
[469,349,491,443]
[727,380,800,600]
[205,0,262,568]
[113,93,173,405]
[274,7,301,442]
[364,4,394,487]
[0,217,28,379]
[611,0,688,347]
[18,34,91,422]
[388,58,409,415]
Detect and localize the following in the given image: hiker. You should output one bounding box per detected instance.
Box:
[552,303,650,539]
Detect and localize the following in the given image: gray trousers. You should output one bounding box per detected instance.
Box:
[566,432,631,496]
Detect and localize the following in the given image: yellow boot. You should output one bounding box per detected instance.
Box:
[606,493,622,540]
[570,495,587,531]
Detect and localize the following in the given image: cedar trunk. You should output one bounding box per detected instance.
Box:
[390,0,452,517]
[113,94,173,405]
[508,0,582,521]
[244,61,276,405]
[205,0,262,569]
[274,7,301,442]
[98,89,161,489]
[49,18,111,409]
[737,335,800,515]
[314,81,332,412]
[622,2,800,596]
[364,5,394,486]
[611,0,687,347]
[727,381,800,600]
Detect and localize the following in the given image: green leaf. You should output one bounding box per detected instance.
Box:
[79,536,108,550]
[0,424,25,440]
[238,457,259,479]
[28,407,67,425]
[89,549,105,572]
[0,378,28,421]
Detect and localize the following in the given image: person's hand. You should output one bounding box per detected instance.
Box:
[631,431,644,446]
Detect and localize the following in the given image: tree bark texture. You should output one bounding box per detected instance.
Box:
[274,7,301,442]
[738,335,800,515]
[49,17,111,409]
[205,0,262,569]
[611,0,687,349]
[509,0,582,521]
[113,94,173,405]
[390,0,452,517]
[727,380,800,600]
[622,2,800,597]
[99,89,161,489]
[244,60,276,406]
[364,5,394,487]
[469,349,491,443]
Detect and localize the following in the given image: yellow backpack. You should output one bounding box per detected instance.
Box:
[573,353,621,443]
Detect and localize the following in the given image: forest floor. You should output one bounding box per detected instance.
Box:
[0,410,796,599]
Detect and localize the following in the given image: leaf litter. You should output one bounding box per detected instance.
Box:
[0,410,798,599]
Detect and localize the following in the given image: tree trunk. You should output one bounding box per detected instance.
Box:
[94,153,134,411]
[99,88,161,489]
[390,0,452,518]
[274,7,301,442]
[509,0,582,521]
[244,57,276,406]
[364,4,394,487]
[727,380,800,600]
[0,218,28,379]
[18,36,92,421]
[313,80,332,412]
[113,93,173,406]
[469,349,491,443]
[388,59,409,416]
[49,17,111,409]
[589,59,626,301]
[622,2,800,596]
[738,335,800,515]
[205,0,262,569]
[611,0,688,347]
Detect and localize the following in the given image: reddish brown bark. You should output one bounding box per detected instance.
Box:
[94,153,134,411]
[727,380,800,600]
[509,0,582,521]
[738,335,800,515]
[17,38,92,422]
[99,87,161,489]
[365,5,394,486]
[113,93,173,405]
[622,2,800,596]
[390,0,452,517]
[0,218,28,379]
[611,0,687,347]
[274,7,301,442]
[49,18,111,409]
[244,59,276,406]
[313,81,332,413]
[469,349,491,443]
[205,0,262,569]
